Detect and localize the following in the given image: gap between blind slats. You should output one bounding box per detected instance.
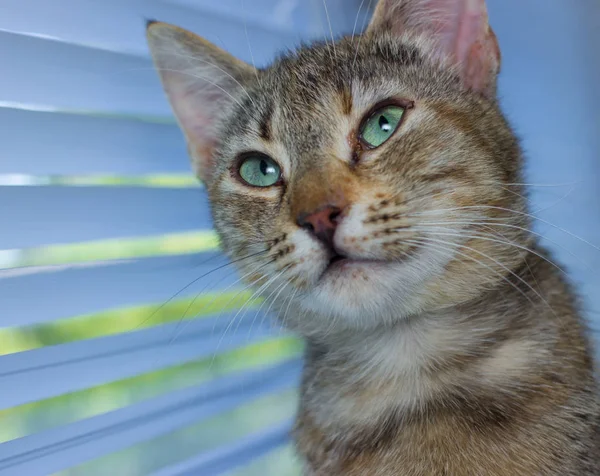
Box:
[0,312,284,411]
[0,360,301,476]
[150,420,292,476]
[0,108,188,175]
[0,31,169,118]
[0,186,210,249]
[0,0,301,60]
[0,253,233,327]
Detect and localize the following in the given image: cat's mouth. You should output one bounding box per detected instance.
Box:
[322,252,383,279]
[328,253,347,266]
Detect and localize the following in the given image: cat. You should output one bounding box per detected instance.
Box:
[146,0,600,474]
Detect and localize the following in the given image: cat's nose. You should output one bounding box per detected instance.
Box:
[297,204,343,249]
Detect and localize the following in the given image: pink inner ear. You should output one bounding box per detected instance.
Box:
[452,0,500,94]
[418,0,500,95]
[169,81,224,182]
[184,109,219,183]
[371,0,500,96]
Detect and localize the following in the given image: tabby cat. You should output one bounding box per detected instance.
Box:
[146,0,600,474]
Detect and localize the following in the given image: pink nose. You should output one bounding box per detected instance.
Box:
[297,204,342,248]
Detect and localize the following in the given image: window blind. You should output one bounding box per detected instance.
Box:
[0,1,367,474]
[0,1,599,475]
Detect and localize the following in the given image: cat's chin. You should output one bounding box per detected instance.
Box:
[287,244,455,332]
[294,257,424,327]
[320,256,388,281]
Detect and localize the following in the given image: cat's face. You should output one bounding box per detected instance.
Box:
[148,0,529,336]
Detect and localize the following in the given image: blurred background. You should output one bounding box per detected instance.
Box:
[0,1,598,475]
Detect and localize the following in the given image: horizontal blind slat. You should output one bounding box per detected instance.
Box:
[0,0,299,59]
[0,253,232,327]
[0,312,283,410]
[160,0,320,36]
[0,31,169,118]
[0,109,188,175]
[0,360,301,476]
[151,420,292,476]
[0,186,210,249]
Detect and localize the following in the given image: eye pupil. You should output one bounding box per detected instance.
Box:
[379,115,391,132]
[259,159,269,175]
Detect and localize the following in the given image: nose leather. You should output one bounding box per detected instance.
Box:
[297,205,342,249]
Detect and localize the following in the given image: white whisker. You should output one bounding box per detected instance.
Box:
[155,67,248,110]
[353,0,375,67]
[404,236,557,317]
[351,0,367,42]
[229,265,290,337]
[241,0,263,87]
[321,0,337,60]
[407,205,600,253]
[397,226,568,275]
[248,276,293,340]
[403,217,594,272]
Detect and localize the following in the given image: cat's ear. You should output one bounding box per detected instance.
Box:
[146,21,256,182]
[367,0,501,97]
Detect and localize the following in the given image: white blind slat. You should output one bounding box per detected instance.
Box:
[0,109,188,175]
[0,361,300,476]
[0,312,280,411]
[150,420,292,476]
[0,253,233,327]
[0,31,167,117]
[0,186,210,249]
[0,0,298,61]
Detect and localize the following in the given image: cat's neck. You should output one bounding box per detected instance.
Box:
[297,252,577,437]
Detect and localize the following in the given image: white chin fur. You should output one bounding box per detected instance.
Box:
[297,253,436,329]
[283,238,449,332]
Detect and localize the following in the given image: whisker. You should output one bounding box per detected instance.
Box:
[497,184,529,204]
[241,0,262,87]
[166,266,240,343]
[156,48,258,107]
[135,249,269,330]
[210,273,268,335]
[351,0,367,42]
[145,270,267,371]
[207,274,270,370]
[405,218,594,272]
[168,258,277,344]
[487,180,583,188]
[233,265,292,335]
[154,67,248,110]
[353,0,375,67]
[280,287,300,329]
[247,275,293,340]
[403,236,556,316]
[208,267,290,368]
[321,0,337,60]
[399,226,568,275]
[532,186,575,214]
[407,205,600,253]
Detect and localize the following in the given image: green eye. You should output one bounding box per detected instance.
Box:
[238,154,282,187]
[360,105,405,148]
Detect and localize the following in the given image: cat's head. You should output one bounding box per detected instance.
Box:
[147,0,529,337]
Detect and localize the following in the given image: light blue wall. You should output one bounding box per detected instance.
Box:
[488,0,600,327]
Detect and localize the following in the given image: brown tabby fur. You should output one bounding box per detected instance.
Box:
[146,1,600,473]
